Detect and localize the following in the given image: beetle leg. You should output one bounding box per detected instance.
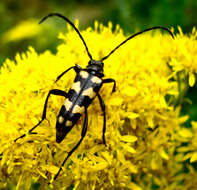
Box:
[55,64,81,83]
[54,108,88,181]
[97,93,106,146]
[14,89,68,142]
[102,78,116,93]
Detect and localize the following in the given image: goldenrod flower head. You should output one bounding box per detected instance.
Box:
[0,21,197,189]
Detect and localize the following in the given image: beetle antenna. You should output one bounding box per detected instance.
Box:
[101,26,174,61]
[39,13,93,60]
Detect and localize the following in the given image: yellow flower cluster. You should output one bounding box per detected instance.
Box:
[2,19,41,43]
[0,21,197,189]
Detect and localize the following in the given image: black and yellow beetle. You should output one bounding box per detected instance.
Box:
[14,13,174,180]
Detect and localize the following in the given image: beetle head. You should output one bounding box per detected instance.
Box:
[86,60,104,77]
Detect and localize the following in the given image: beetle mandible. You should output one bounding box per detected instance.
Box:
[14,13,174,180]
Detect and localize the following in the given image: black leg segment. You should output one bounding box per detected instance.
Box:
[102,78,116,93]
[14,89,68,142]
[54,108,88,181]
[97,93,106,146]
[55,65,81,83]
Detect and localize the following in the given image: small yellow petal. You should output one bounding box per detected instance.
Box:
[120,135,138,143]
[36,169,47,179]
[178,128,193,138]
[127,112,139,119]
[190,152,197,163]
[123,144,136,153]
[183,152,193,161]
[159,149,169,160]
[128,182,142,190]
[47,165,59,174]
[128,163,138,173]
[189,73,195,87]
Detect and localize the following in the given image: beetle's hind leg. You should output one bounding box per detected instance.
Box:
[54,108,88,181]
[14,89,68,142]
[97,93,107,146]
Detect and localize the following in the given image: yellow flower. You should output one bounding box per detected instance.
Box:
[2,19,41,43]
[0,20,197,189]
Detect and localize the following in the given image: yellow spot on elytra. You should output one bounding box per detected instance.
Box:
[66,121,73,127]
[71,81,81,93]
[80,71,89,78]
[82,88,96,99]
[91,76,102,84]
[63,99,72,111]
[58,116,64,124]
[72,105,85,114]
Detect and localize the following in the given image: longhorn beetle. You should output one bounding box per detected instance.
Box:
[14,13,174,181]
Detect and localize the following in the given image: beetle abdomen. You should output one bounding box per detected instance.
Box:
[56,70,103,143]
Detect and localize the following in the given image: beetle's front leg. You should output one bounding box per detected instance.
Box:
[55,64,81,83]
[102,78,116,93]
[14,89,68,142]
